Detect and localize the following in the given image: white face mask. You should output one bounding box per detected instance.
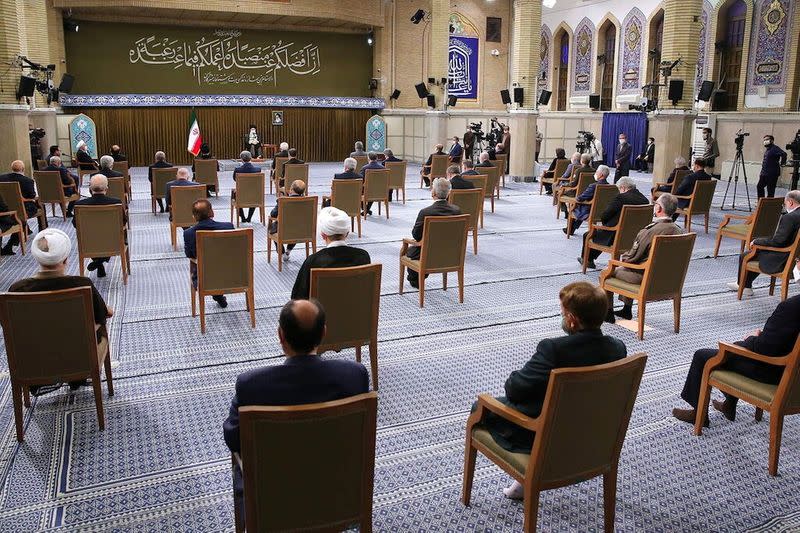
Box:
[764,140,771,146]
[619,138,626,144]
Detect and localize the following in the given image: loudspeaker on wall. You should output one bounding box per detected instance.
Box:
[426,94,436,108]
[447,95,458,107]
[513,87,524,104]
[668,79,684,104]
[17,76,36,98]
[390,89,401,100]
[415,83,429,99]
[538,90,552,105]
[500,89,511,105]
[697,80,714,102]
[589,94,600,110]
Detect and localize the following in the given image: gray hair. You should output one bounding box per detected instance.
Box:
[176,167,191,180]
[155,151,166,162]
[100,155,114,170]
[240,151,252,162]
[571,152,581,163]
[446,164,460,176]
[89,174,108,193]
[354,141,364,150]
[344,157,357,171]
[596,165,611,178]
[674,156,687,167]
[280,142,289,151]
[432,177,451,199]
[479,151,489,162]
[787,190,800,204]
[616,176,636,191]
[656,193,678,216]
[49,155,61,166]
[580,153,591,165]
[384,149,394,157]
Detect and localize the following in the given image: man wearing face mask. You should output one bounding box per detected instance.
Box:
[701,127,720,179]
[614,133,632,183]
[470,281,626,500]
[757,135,787,198]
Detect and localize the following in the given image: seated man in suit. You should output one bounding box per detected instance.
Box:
[0,159,40,223]
[447,164,475,190]
[477,281,627,500]
[634,137,655,172]
[44,156,79,217]
[540,148,568,194]
[550,152,580,196]
[74,141,97,170]
[148,151,173,213]
[726,190,800,296]
[285,148,304,167]
[448,136,463,163]
[581,176,649,269]
[10,228,113,395]
[109,145,126,162]
[270,180,306,261]
[404,178,461,288]
[653,156,690,194]
[604,193,684,322]
[165,168,197,220]
[383,148,402,163]
[557,154,595,212]
[350,141,367,158]
[673,294,800,427]
[461,160,479,176]
[565,164,611,235]
[361,152,385,215]
[72,174,127,277]
[233,151,261,223]
[291,207,371,299]
[421,144,445,187]
[184,199,235,308]
[323,158,362,209]
[223,298,369,520]
[271,142,290,177]
[475,151,494,170]
[91,155,123,179]
[674,158,711,209]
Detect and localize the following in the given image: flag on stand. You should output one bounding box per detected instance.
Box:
[187,108,202,156]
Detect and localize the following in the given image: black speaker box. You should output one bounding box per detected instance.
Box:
[447,95,458,107]
[513,87,524,104]
[426,94,436,108]
[668,79,684,103]
[415,83,429,98]
[17,76,36,98]
[589,94,600,109]
[57,74,74,94]
[697,80,714,102]
[500,89,511,105]
[390,89,401,100]
[538,90,552,105]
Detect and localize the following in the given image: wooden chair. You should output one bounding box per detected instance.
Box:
[0,287,115,441]
[0,209,25,258]
[0,181,46,236]
[310,264,382,390]
[565,183,617,240]
[362,169,390,219]
[271,156,290,195]
[113,161,131,199]
[36,159,47,171]
[267,196,318,272]
[77,160,99,187]
[191,228,255,334]
[353,155,369,172]
[737,230,800,302]
[462,354,647,533]
[675,179,717,233]
[324,179,363,237]
[556,172,594,219]
[484,165,502,202]
[552,165,580,206]
[193,159,219,197]
[600,233,696,339]
[151,167,176,214]
[422,154,449,188]
[230,173,265,227]
[462,175,489,228]
[714,196,783,257]
[449,188,483,254]
[282,163,309,196]
[694,337,800,476]
[75,204,130,284]
[33,170,80,220]
[582,205,653,273]
[106,177,129,225]
[540,159,569,195]
[170,185,207,250]
[494,154,508,187]
[652,168,691,201]
[386,161,407,203]
[399,214,469,307]
[233,393,378,533]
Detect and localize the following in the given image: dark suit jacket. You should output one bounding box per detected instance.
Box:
[165,179,197,210]
[360,161,385,176]
[601,188,649,227]
[9,272,109,327]
[450,175,476,190]
[761,145,788,178]
[424,150,445,166]
[334,170,363,180]
[411,199,461,242]
[486,329,627,452]
[183,218,235,259]
[76,150,96,168]
[285,157,305,166]
[91,169,123,178]
[222,354,369,452]
[0,172,37,216]
[233,162,260,180]
[291,245,371,300]
[461,169,480,176]
[674,170,711,208]
[574,178,609,221]
[272,150,289,171]
[638,143,655,162]
[739,294,800,356]
[615,143,632,170]
[384,156,402,163]
[449,143,463,161]
[148,160,173,182]
[72,193,126,227]
[44,164,78,193]
[110,152,127,162]
[475,161,495,169]
[753,208,800,274]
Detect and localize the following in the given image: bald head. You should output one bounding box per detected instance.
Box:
[278,299,326,355]
[176,167,191,180]
[89,174,108,194]
[10,160,24,173]
[290,179,306,195]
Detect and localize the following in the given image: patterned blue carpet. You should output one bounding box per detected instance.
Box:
[0,163,797,531]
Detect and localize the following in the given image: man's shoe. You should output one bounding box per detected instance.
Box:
[614,306,633,320]
[30,383,63,397]
[578,256,596,269]
[87,260,98,272]
[96,264,106,278]
[66,211,74,218]
[283,251,291,262]
[408,279,419,289]
[1,246,15,256]
[213,295,228,308]
[672,407,709,427]
[68,379,91,391]
[713,399,736,421]
[562,228,569,235]
[726,282,754,296]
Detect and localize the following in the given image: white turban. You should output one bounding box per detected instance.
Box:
[76,140,87,150]
[31,228,71,266]
[318,207,351,237]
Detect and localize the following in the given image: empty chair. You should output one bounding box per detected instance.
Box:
[271,156,290,195]
[714,196,783,257]
[151,167,177,214]
[310,264,382,390]
[194,159,219,197]
[267,196,318,272]
[462,175,489,228]
[170,185,207,250]
[191,228,255,333]
[324,179,363,237]
[34,170,80,220]
[582,205,653,273]
[0,287,115,441]
[652,168,691,201]
[386,160,408,204]
[233,393,378,532]
[0,181,47,233]
[422,154,449,188]
[565,184,618,240]
[675,179,717,233]
[282,163,309,196]
[449,188,483,254]
[74,204,130,284]
[399,214,469,307]
[362,169,390,219]
[462,354,647,533]
[230,173,265,227]
[540,158,569,195]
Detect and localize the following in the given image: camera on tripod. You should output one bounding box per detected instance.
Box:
[469,122,485,142]
[576,130,595,153]
[735,129,749,150]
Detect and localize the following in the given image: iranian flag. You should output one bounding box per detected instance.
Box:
[187,108,202,156]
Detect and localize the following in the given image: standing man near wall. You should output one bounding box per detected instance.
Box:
[758,135,787,198]
[614,133,632,183]
[701,128,721,180]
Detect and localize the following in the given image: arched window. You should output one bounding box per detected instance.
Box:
[714,0,747,111]
[599,22,617,110]
[647,11,664,84]
[557,32,570,111]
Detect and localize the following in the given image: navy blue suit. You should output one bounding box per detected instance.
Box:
[360,161,384,176]
[571,178,609,228]
[449,143,463,162]
[674,170,711,208]
[233,162,261,221]
[183,218,235,260]
[334,170,362,180]
[758,144,788,198]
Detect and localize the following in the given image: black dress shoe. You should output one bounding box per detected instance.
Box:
[713,399,736,421]
[614,307,633,320]
[578,256,596,269]
[96,264,107,278]
[87,260,98,272]
[66,212,74,218]
[213,295,228,308]
[68,379,91,391]
[672,407,709,427]
[1,246,15,256]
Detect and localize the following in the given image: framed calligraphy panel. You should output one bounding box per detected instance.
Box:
[448,36,479,100]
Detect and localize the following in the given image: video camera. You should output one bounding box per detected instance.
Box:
[468,122,485,142]
[735,129,749,150]
[29,128,45,141]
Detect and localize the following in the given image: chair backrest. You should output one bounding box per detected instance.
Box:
[239,393,378,532]
[193,159,218,186]
[553,159,570,179]
[33,171,66,202]
[234,173,265,206]
[575,172,595,195]
[462,175,488,197]
[430,154,449,178]
[671,169,691,193]
[0,287,99,384]
[114,160,130,180]
[284,164,309,195]
[688,179,717,214]
[330,179,363,217]
[277,196,318,242]
[483,166,501,197]
[353,155,368,170]
[74,204,126,257]
[784,230,800,274]
[750,196,785,241]
[36,159,48,171]
[152,168,177,199]
[106,177,126,204]
[0,182,26,222]
[385,161,407,189]
[171,185,207,227]
[274,157,290,180]
[448,189,483,230]
[528,354,647,488]
[311,264,382,351]
[363,169,390,201]
[588,185,618,224]
[641,233,697,299]
[494,153,508,173]
[614,205,654,254]
[419,214,470,270]
[196,228,253,292]
[776,336,800,411]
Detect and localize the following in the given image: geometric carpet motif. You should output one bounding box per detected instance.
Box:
[0,163,796,531]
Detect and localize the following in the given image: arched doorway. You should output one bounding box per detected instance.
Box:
[555,31,570,111]
[646,9,664,106]
[598,20,618,110]
[713,0,747,111]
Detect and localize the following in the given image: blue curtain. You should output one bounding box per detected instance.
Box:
[601,112,648,168]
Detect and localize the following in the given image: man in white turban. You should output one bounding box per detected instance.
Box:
[9,228,113,396]
[75,139,97,169]
[290,206,371,299]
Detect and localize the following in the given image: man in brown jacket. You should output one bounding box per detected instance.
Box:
[604,193,684,323]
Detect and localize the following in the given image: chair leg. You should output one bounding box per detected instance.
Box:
[461,436,477,506]
[686,215,692,232]
[769,414,784,476]
[305,242,309,257]
[694,376,712,436]
[171,223,176,250]
[704,213,709,234]
[458,268,464,303]
[582,243,590,274]
[312,240,317,254]
[369,340,378,390]
[121,252,128,285]
[354,344,362,362]
[490,195,495,213]
[200,295,206,334]
[603,468,618,532]
[418,273,425,308]
[712,232,722,258]
[385,200,390,219]
[248,289,256,328]
[402,187,406,204]
[399,263,405,294]
[191,281,196,317]
[472,229,478,255]
[769,277,775,296]
[673,296,681,334]
[104,349,114,396]
[442,272,448,291]
[23,386,30,408]
[79,255,85,277]
[12,384,24,442]
[357,214,362,237]
[637,300,646,340]
[755,407,764,422]
[523,489,540,533]
[92,370,106,430]
[781,276,789,301]
[737,266,747,300]
[267,237,272,264]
